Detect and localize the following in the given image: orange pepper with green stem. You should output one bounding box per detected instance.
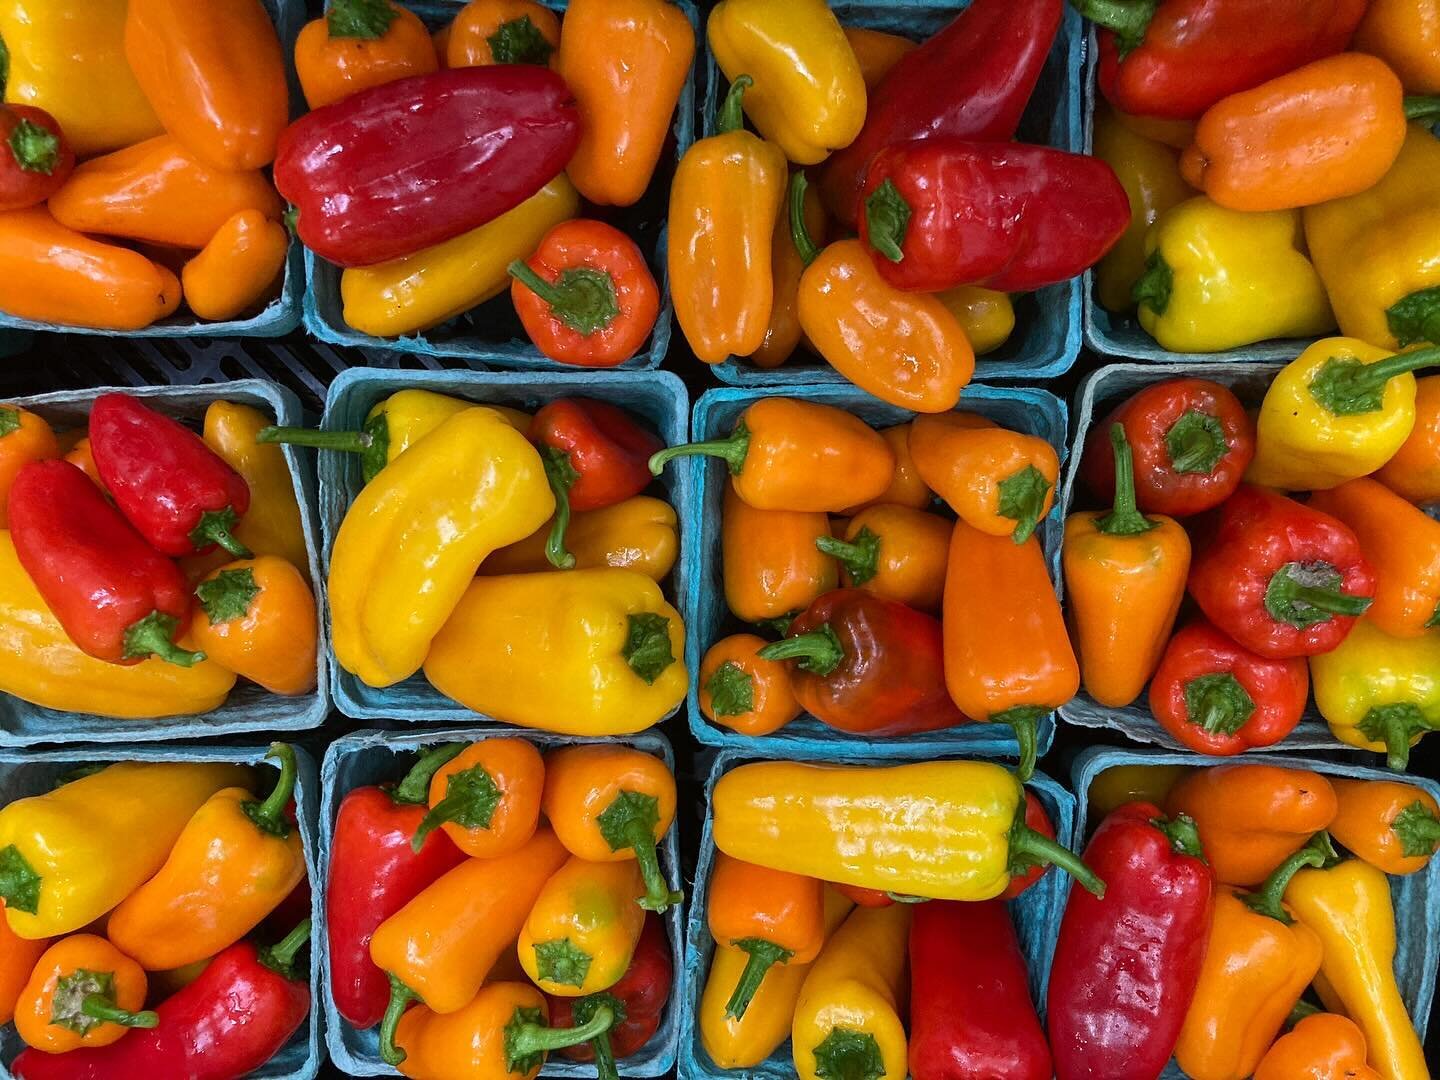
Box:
[296,0,438,109]
[189,558,318,696]
[816,504,950,613]
[447,0,560,68]
[750,171,827,370]
[1329,778,1440,876]
[1254,1012,1383,1080]
[0,901,47,1025]
[409,738,544,859]
[14,935,156,1053]
[0,406,57,527]
[722,485,837,623]
[518,856,646,996]
[1375,375,1440,502]
[699,633,801,736]
[181,210,289,324]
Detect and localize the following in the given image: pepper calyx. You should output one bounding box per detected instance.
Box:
[1184,672,1255,737]
[0,844,40,914]
[758,624,845,678]
[1165,409,1228,475]
[189,506,253,559]
[410,760,503,852]
[196,567,261,624]
[122,611,206,668]
[9,119,60,175]
[623,613,676,684]
[487,14,554,65]
[597,789,681,913]
[815,526,881,586]
[1392,801,1440,858]
[1239,831,1336,924]
[508,261,621,338]
[864,179,910,263]
[705,660,755,718]
[327,0,397,39]
[1264,561,1372,629]
[1131,249,1172,315]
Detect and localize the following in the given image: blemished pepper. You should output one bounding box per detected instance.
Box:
[540,744,682,915]
[668,77,787,364]
[519,856,646,997]
[1310,617,1440,772]
[0,902,47,1025]
[1254,1013,1383,1080]
[817,504,950,612]
[750,170,828,369]
[448,0,559,68]
[1330,779,1440,876]
[937,286,1015,355]
[410,738,543,859]
[1187,485,1375,659]
[1088,764,1192,819]
[182,210,289,324]
[483,497,678,582]
[14,935,155,1052]
[1047,804,1214,1080]
[843,27,916,90]
[1377,374,1440,502]
[707,0,866,165]
[0,105,73,212]
[699,632,802,736]
[0,405,57,527]
[295,0,438,109]
[1166,764,1338,887]
[0,760,250,939]
[1355,0,1440,93]
[190,558,318,696]
[1285,860,1430,1080]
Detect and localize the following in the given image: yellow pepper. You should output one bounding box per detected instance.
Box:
[341,176,579,338]
[517,856,645,997]
[791,904,911,1080]
[423,568,688,735]
[1087,764,1191,819]
[1133,196,1335,352]
[936,286,1015,356]
[1248,338,1440,491]
[328,408,553,688]
[0,760,251,939]
[707,0,866,166]
[1285,859,1430,1080]
[481,496,678,581]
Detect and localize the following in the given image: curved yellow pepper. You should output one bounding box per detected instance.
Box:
[481,495,678,581]
[517,856,645,997]
[707,0,866,166]
[328,408,553,688]
[936,286,1015,356]
[423,568,687,734]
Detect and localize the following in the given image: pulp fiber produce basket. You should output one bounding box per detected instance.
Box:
[679,747,1075,1080]
[301,0,698,371]
[317,727,685,1078]
[711,0,1084,386]
[316,367,692,721]
[0,742,324,1080]
[1070,745,1440,1079]
[0,381,329,746]
[682,383,1068,761]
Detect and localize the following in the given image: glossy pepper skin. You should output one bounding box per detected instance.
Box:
[0,105,72,212]
[938,285,1015,355]
[818,504,950,612]
[14,935,156,1052]
[844,27,917,89]
[1331,779,1440,876]
[1188,485,1376,659]
[448,0,560,68]
[484,496,678,582]
[1047,804,1214,1080]
[1149,618,1309,755]
[751,171,828,369]
[190,558,318,695]
[847,423,932,513]
[1089,764,1191,819]
[296,0,438,109]
[1356,0,1440,93]
[519,856,646,997]
[0,901,47,1025]
[909,899,1051,1080]
[182,210,289,324]
[699,632,801,736]
[411,738,543,859]
[276,66,580,268]
[0,405,57,527]
[1254,1013,1383,1080]
[1377,375,1440,501]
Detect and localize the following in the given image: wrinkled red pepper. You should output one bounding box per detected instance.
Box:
[8,459,203,667]
[0,105,74,212]
[1188,485,1375,659]
[858,137,1130,293]
[274,66,581,267]
[1046,803,1214,1080]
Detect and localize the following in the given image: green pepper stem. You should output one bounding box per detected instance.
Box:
[1009,808,1105,898]
[756,625,845,676]
[391,744,466,806]
[244,743,298,836]
[1131,249,1172,315]
[992,705,1044,783]
[1240,831,1336,923]
[509,1003,616,1056]
[815,528,880,586]
[327,0,397,39]
[1337,345,1440,395]
[541,446,579,570]
[725,938,792,1020]
[507,261,620,337]
[378,974,418,1067]
[648,420,750,477]
[1358,703,1440,772]
[258,918,312,980]
[1165,410,1229,475]
[256,425,371,454]
[1286,999,1322,1027]
[1069,0,1159,55]
[621,817,681,913]
[1185,673,1255,737]
[79,994,158,1029]
[1095,423,1156,535]
[1392,801,1440,857]
[789,171,820,267]
[123,611,206,667]
[1152,812,1206,861]
[1403,95,1440,124]
[717,75,751,135]
[864,179,911,263]
[8,119,60,174]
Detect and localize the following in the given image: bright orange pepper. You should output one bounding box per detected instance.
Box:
[842,26,916,90]
[0,901,47,1026]
[188,557,319,696]
[410,738,544,859]
[843,423,933,514]
[818,504,950,613]
[61,437,104,493]
[1329,778,1440,876]
[14,935,154,1053]
[1355,0,1440,94]
[750,171,827,370]
[0,406,58,527]
[722,484,837,623]
[448,0,560,68]
[432,25,451,67]
[1375,375,1440,503]
[296,0,438,108]
[181,211,289,323]
[699,632,801,736]
[1254,1013,1383,1080]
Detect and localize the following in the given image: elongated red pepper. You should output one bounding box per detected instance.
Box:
[1076,0,1367,120]
[326,745,468,1029]
[11,920,313,1080]
[8,460,202,667]
[546,914,672,1080]
[528,399,663,570]
[1006,791,1060,900]
[858,138,1130,293]
[1046,803,1214,1080]
[89,393,251,559]
[910,899,1052,1080]
[0,105,74,212]
[821,0,1062,226]
[274,66,580,267]
[757,588,968,737]
[1188,485,1375,659]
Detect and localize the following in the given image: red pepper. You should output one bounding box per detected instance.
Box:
[757,588,968,737]
[11,920,312,1080]
[509,219,660,369]
[0,105,74,212]
[274,66,580,267]
[8,459,203,667]
[828,882,894,907]
[1188,485,1376,659]
[909,899,1052,1080]
[89,393,252,559]
[1081,378,1255,518]
[858,138,1130,293]
[527,399,663,570]
[326,745,468,1029]
[545,914,672,1080]
[1076,0,1367,120]
[1005,791,1060,900]
[820,0,1062,226]
[1046,803,1214,1080]
[1149,617,1310,755]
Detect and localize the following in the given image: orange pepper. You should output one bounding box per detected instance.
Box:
[296,0,439,109]
[1180,53,1409,212]
[0,406,58,528]
[432,25,451,66]
[409,738,544,859]
[842,26,916,90]
[1355,0,1440,94]
[722,484,837,624]
[843,423,933,514]
[750,171,827,370]
[1375,375,1440,503]
[1254,1013,1383,1080]
[699,632,801,736]
[448,0,560,68]
[189,557,318,696]
[0,901,48,1026]
[61,438,105,493]
[817,504,950,613]
[1329,778,1440,876]
[558,0,695,206]
[14,935,155,1053]
[181,210,289,323]
[124,0,290,171]
[707,853,825,1021]
[1166,764,1338,886]
[0,207,181,331]
[942,521,1077,780]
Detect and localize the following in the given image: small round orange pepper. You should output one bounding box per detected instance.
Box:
[14,935,156,1053]
[1329,778,1440,876]
[1253,1012,1382,1080]
[296,0,438,109]
[0,406,58,528]
[189,556,318,696]
[818,504,951,613]
[699,632,801,736]
[447,0,560,68]
[181,210,289,323]
[410,738,545,859]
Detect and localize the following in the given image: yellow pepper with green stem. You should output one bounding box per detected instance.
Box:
[517,856,646,997]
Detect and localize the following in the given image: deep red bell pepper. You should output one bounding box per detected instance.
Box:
[8,459,203,667]
[910,899,1052,1080]
[12,920,313,1080]
[89,393,252,559]
[0,105,74,212]
[1081,378,1255,518]
[757,588,969,737]
[326,744,468,1029]
[1149,617,1310,755]
[1076,0,1367,120]
[546,914,672,1080]
[1188,485,1376,659]
[528,398,663,570]
[274,66,581,267]
[821,0,1062,226]
[858,137,1130,293]
[1046,803,1214,1080]
[1005,791,1060,899]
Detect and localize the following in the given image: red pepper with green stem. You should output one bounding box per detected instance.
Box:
[1005,791,1062,899]
[0,105,74,212]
